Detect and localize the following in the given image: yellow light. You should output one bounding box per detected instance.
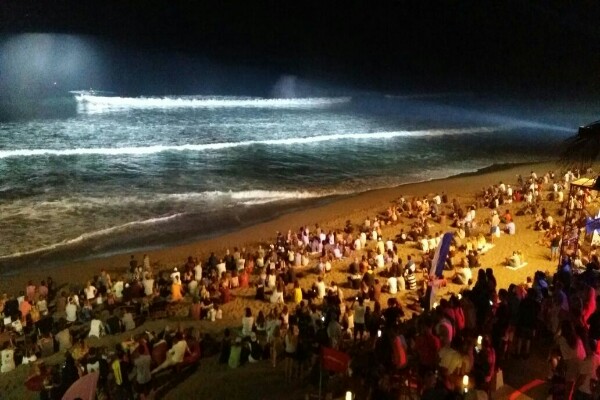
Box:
[345,391,353,400]
[463,374,469,387]
[477,335,483,346]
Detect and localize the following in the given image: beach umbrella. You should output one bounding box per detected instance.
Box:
[560,120,600,169]
[62,371,99,400]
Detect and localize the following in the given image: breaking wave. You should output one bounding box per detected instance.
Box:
[0,127,497,159]
[0,213,184,260]
[74,93,351,113]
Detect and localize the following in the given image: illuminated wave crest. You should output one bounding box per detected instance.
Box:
[0,213,184,260]
[0,127,496,159]
[74,93,351,113]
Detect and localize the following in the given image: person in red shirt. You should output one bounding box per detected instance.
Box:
[414,316,441,374]
[503,209,512,224]
[219,284,231,304]
[239,269,249,288]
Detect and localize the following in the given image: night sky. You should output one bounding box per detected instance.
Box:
[1,1,600,98]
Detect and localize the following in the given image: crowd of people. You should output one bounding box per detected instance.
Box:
[2,167,600,400]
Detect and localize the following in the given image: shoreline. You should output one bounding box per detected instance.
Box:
[0,160,545,276]
[0,159,556,293]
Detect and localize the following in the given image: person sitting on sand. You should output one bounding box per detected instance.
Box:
[476,233,487,251]
[452,263,472,286]
[270,282,284,304]
[467,251,480,269]
[405,268,417,291]
[241,307,255,337]
[385,274,398,294]
[505,219,516,235]
[65,296,78,323]
[88,313,106,338]
[507,251,521,268]
[1,341,16,373]
[151,332,189,375]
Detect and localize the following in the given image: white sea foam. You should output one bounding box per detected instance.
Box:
[74,93,351,113]
[0,213,184,260]
[0,190,342,259]
[0,127,497,159]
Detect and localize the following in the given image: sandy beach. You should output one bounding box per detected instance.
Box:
[0,160,576,399]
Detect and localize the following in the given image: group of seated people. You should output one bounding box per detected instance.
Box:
[3,170,594,399]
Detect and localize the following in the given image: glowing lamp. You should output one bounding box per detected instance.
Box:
[345,391,353,400]
[477,335,483,346]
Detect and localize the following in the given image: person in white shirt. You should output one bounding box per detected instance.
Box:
[316,277,326,299]
[371,228,378,242]
[151,333,189,374]
[241,307,255,336]
[36,296,48,316]
[194,261,202,282]
[143,254,151,270]
[453,264,472,285]
[170,268,181,282]
[387,276,398,294]
[269,287,284,304]
[113,279,124,300]
[0,344,15,373]
[267,272,277,289]
[122,312,136,331]
[333,247,343,259]
[188,279,198,296]
[421,237,429,253]
[66,298,78,322]
[142,273,155,297]
[216,261,226,278]
[376,251,385,268]
[325,259,332,273]
[386,240,394,252]
[353,298,366,341]
[88,316,105,338]
[84,282,97,301]
[428,236,437,252]
[433,194,441,205]
[505,221,516,235]
[506,185,513,202]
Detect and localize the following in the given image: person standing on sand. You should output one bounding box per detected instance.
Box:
[170,276,183,302]
[84,281,97,302]
[143,254,151,271]
[129,255,138,271]
[134,344,153,400]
